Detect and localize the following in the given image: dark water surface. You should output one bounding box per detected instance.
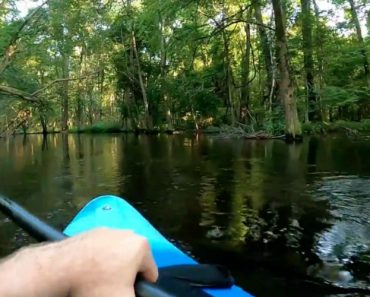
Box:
[1,134,370,296]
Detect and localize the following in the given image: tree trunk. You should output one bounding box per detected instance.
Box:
[301,0,318,121]
[272,0,302,140]
[240,21,251,124]
[312,0,324,89]
[60,53,70,132]
[76,93,83,131]
[40,111,48,136]
[348,0,370,87]
[253,0,274,103]
[98,67,104,120]
[87,84,94,126]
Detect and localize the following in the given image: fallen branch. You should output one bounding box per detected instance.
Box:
[0,85,37,102]
[244,132,285,139]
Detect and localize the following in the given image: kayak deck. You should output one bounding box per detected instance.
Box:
[64,195,253,297]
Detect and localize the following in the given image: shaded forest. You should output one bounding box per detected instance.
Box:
[0,0,369,140]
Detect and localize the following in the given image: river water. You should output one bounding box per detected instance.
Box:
[0,134,370,296]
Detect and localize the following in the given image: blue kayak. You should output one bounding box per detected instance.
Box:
[64,195,253,297]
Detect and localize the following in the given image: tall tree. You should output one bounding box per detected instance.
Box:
[301,0,318,121]
[240,19,251,124]
[272,0,302,139]
[348,0,370,87]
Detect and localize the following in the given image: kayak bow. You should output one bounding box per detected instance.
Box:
[64,195,253,297]
[0,194,253,297]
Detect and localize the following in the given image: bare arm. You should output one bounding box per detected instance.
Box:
[0,228,158,297]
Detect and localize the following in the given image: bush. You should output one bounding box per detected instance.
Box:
[302,122,326,135]
[204,126,222,134]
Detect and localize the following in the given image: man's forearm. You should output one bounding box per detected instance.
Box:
[0,242,73,297]
[0,228,158,297]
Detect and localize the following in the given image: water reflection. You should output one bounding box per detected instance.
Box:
[0,134,370,296]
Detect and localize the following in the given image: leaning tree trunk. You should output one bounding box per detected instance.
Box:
[301,0,319,121]
[131,32,152,130]
[272,0,302,140]
[348,0,370,87]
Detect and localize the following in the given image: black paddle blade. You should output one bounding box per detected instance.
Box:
[157,276,213,297]
[159,264,234,288]
[0,194,66,241]
[135,281,176,297]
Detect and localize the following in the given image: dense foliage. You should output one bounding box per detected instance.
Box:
[0,0,369,138]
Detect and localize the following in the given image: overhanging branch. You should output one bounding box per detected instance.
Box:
[0,72,99,103]
[31,72,99,97]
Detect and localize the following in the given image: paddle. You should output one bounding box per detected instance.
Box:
[0,194,174,297]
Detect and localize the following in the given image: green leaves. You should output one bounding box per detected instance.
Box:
[320,86,359,106]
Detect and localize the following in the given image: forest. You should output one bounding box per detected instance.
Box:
[0,0,369,141]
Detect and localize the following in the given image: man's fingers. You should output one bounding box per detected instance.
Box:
[88,287,136,297]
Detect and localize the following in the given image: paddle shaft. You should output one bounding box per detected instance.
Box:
[0,195,174,297]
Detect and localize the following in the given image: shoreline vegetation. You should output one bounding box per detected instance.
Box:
[1,120,370,140]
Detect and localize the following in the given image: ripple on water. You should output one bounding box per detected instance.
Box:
[311,175,370,286]
[314,176,370,255]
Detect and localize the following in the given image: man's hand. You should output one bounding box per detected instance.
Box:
[0,228,158,297]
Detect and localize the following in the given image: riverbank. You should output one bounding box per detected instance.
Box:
[2,120,370,139]
[302,120,370,135]
[69,123,287,140]
[69,122,181,135]
[69,120,370,135]
[202,120,370,139]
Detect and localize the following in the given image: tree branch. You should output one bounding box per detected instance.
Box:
[195,19,275,42]
[30,72,99,97]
